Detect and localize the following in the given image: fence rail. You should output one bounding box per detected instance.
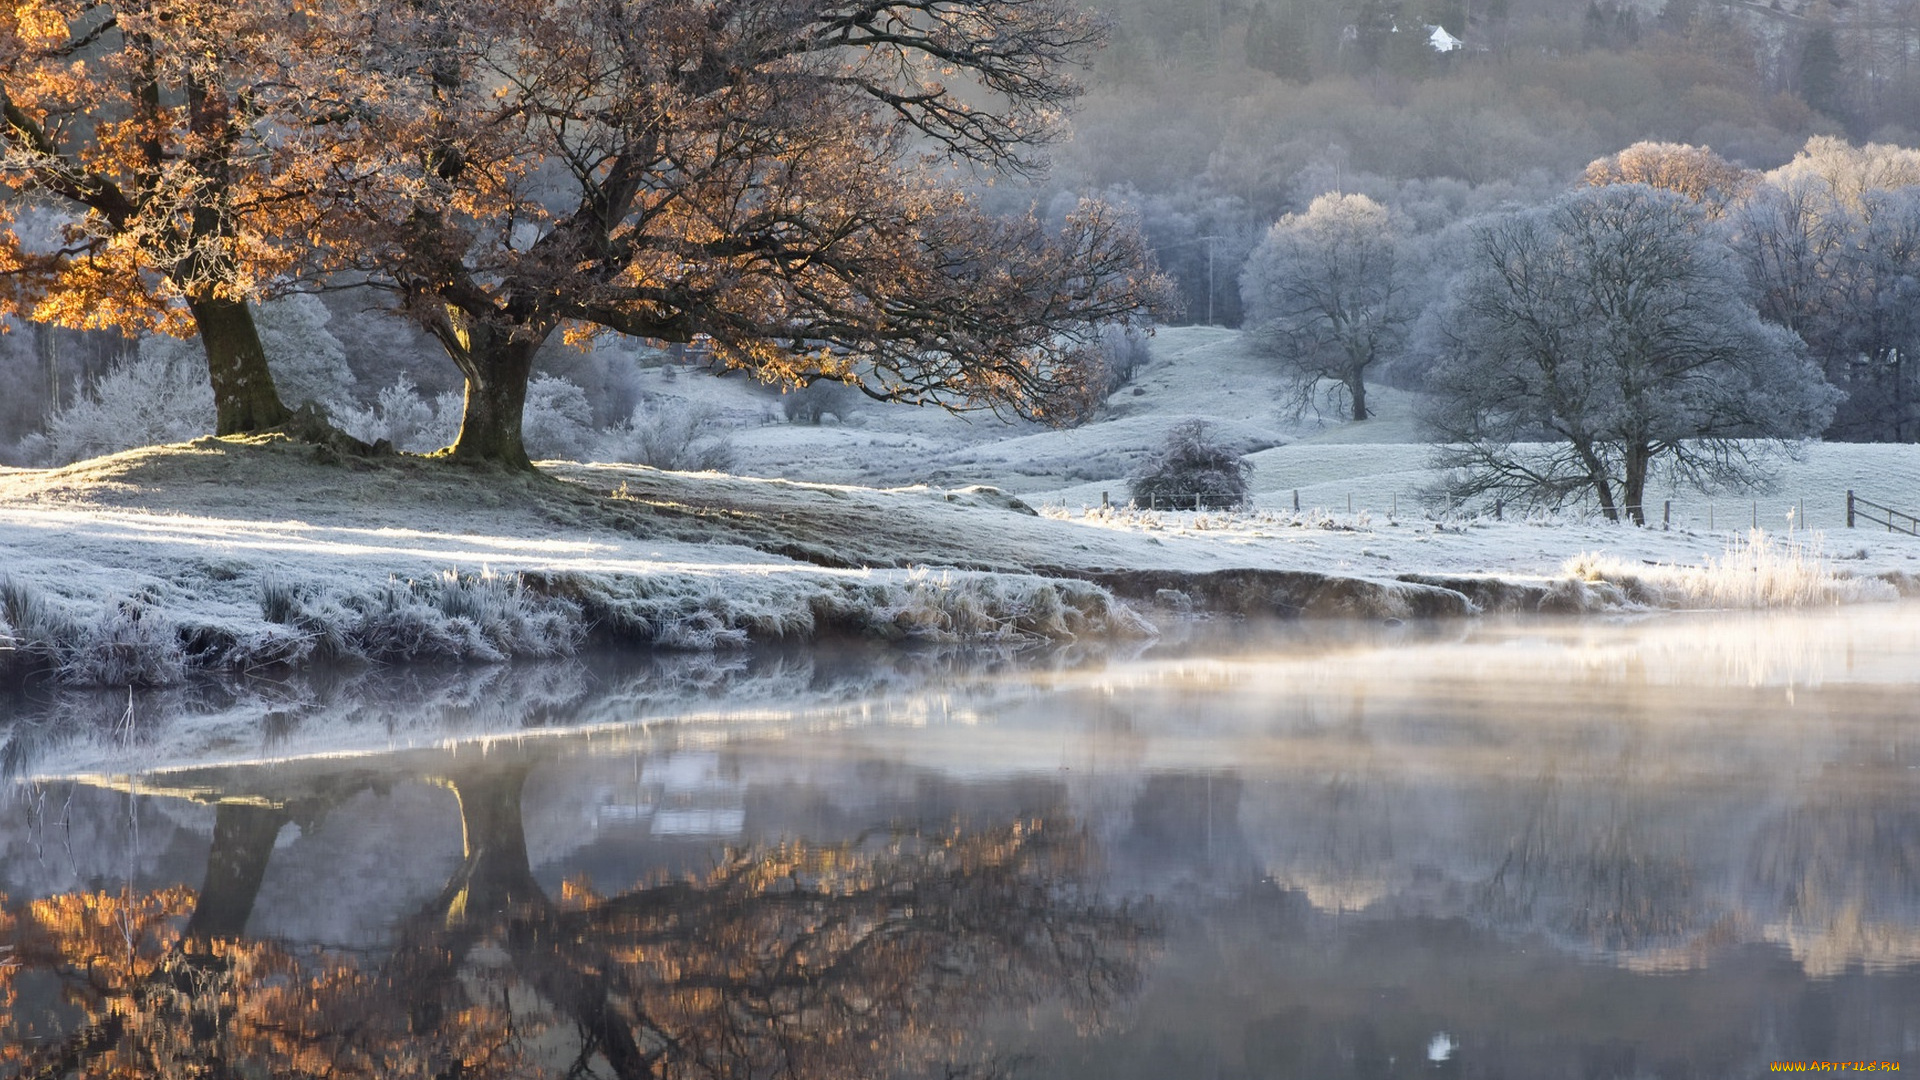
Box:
[1847,490,1920,536]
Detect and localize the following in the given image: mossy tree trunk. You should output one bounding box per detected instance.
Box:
[432,311,550,470]
[185,294,291,436]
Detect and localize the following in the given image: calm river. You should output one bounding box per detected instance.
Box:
[4,605,1919,1077]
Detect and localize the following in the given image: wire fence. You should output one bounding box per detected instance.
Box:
[1093,487,1920,536]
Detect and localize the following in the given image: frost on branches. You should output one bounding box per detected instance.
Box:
[271,0,1174,467]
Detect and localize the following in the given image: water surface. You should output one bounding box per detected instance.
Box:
[4,606,1919,1077]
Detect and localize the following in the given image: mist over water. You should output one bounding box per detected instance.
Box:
[4,606,1919,1076]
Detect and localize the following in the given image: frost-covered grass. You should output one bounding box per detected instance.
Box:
[0,439,1172,687]
[2,578,185,687]
[530,565,1152,650]
[1562,528,1901,611]
[6,325,1920,688]
[246,569,584,668]
[0,557,1148,688]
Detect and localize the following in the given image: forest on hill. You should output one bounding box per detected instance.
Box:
[4,0,1920,469]
[1039,0,1919,326]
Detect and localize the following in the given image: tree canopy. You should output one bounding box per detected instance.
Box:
[1,0,294,433]
[265,0,1170,467]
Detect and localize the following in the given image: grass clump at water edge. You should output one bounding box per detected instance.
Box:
[1,578,187,687]
[1561,528,1898,611]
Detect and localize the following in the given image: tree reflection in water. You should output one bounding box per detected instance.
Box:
[0,763,1156,1079]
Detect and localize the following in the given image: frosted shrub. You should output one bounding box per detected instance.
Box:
[781,380,860,425]
[43,345,214,464]
[522,374,596,460]
[600,402,736,472]
[334,376,462,452]
[141,294,355,411]
[258,295,356,409]
[1127,420,1253,510]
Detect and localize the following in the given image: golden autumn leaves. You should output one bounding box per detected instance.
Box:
[4,0,1171,465]
[0,817,1154,1078]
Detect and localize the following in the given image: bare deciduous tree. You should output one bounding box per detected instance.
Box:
[1241,193,1411,422]
[1422,185,1838,525]
[1726,140,1920,442]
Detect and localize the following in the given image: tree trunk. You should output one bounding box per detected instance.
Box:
[441,318,547,469]
[1348,373,1369,421]
[183,801,290,943]
[185,294,291,435]
[1622,442,1650,527]
[431,763,544,922]
[1574,440,1620,522]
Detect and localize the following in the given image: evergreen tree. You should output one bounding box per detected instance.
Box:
[1799,26,1844,119]
[1248,0,1313,82]
[1351,0,1400,70]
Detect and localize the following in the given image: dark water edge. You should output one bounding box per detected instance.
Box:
[4,606,1920,1077]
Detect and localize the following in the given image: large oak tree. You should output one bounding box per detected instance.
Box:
[1,0,294,434]
[279,0,1171,468]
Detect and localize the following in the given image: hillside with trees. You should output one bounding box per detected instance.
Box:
[6,0,1920,474]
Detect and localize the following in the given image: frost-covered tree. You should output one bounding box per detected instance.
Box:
[1423,185,1838,525]
[1241,193,1411,421]
[331,376,462,453]
[41,342,214,464]
[520,375,595,462]
[138,295,353,413]
[2,0,296,433]
[1725,139,1920,442]
[602,402,738,472]
[1128,420,1252,510]
[1583,142,1753,219]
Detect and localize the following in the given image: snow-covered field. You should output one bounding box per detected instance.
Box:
[3,326,1918,688]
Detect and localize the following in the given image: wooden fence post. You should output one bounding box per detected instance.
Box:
[1847,489,1855,529]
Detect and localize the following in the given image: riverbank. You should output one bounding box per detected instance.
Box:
[2,436,1915,687]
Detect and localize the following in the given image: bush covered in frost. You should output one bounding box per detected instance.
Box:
[599,401,737,471]
[1128,420,1253,510]
[137,294,355,412]
[29,295,358,465]
[40,345,214,464]
[333,375,464,452]
[522,374,597,460]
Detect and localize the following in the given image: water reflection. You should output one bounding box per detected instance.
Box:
[5,605,1920,1075]
[1,755,1153,1077]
